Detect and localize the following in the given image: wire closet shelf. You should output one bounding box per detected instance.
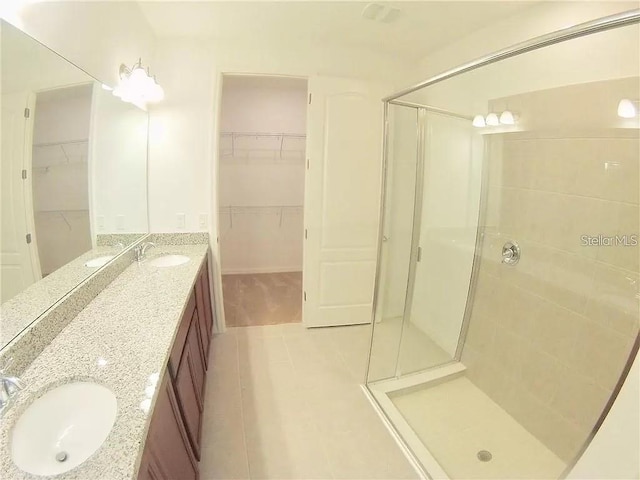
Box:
[219,132,306,162]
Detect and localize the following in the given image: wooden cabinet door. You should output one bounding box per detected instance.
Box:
[138,375,198,480]
[169,292,196,378]
[194,261,213,368]
[175,314,206,459]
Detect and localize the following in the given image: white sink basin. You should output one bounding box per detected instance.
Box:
[148,254,190,267]
[11,382,117,476]
[84,255,114,268]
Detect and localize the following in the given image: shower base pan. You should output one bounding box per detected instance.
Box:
[366,363,566,480]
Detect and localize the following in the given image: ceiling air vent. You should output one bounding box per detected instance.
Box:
[362,3,401,23]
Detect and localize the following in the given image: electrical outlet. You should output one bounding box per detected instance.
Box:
[97,216,105,231]
[116,215,125,231]
[177,213,186,230]
[199,213,208,229]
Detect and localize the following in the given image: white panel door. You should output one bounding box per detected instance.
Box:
[303,76,384,327]
[1,93,37,302]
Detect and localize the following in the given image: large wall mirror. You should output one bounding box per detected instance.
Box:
[0,20,149,349]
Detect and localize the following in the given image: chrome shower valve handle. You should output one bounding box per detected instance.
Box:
[502,241,520,265]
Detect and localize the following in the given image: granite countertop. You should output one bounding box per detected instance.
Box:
[0,245,134,347]
[0,244,209,480]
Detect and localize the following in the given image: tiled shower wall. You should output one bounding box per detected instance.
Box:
[462,79,640,462]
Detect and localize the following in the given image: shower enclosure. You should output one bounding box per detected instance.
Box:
[365,10,640,480]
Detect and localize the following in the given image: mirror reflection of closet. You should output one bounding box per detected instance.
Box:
[31,84,93,277]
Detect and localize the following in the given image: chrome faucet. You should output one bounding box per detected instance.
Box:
[0,359,24,415]
[134,242,156,262]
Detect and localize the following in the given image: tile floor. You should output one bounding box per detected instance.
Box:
[222,272,302,327]
[391,376,566,480]
[199,323,419,479]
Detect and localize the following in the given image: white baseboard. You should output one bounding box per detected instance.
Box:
[221,267,302,275]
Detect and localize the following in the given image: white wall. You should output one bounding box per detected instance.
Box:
[219,76,306,274]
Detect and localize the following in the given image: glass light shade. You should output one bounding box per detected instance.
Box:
[128,66,150,91]
[617,99,637,118]
[486,113,500,126]
[472,115,486,128]
[146,81,165,103]
[499,110,515,125]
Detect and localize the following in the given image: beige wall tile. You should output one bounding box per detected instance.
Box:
[599,137,640,204]
[544,251,595,314]
[597,203,640,272]
[463,125,638,462]
[586,263,639,338]
[571,316,635,392]
[551,368,611,429]
[529,301,582,366]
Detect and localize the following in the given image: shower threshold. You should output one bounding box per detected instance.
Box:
[365,363,566,480]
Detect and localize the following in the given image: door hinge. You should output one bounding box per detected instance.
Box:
[24,108,30,118]
[304,291,307,301]
[417,246,422,262]
[308,93,312,104]
[304,229,308,239]
[26,233,32,244]
[306,158,310,170]
[21,169,27,180]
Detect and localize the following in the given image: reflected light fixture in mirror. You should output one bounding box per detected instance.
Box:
[617,98,639,118]
[113,58,164,107]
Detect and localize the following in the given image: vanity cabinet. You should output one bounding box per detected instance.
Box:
[137,375,198,480]
[138,255,215,480]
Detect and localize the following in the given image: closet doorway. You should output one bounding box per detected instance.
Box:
[218,75,307,327]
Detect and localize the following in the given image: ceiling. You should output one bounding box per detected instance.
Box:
[138,1,538,61]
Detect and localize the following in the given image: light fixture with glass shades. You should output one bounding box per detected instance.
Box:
[499,110,516,125]
[485,112,500,126]
[617,98,639,118]
[472,115,486,128]
[112,58,164,106]
[472,110,517,128]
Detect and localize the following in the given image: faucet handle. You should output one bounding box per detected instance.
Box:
[3,376,25,394]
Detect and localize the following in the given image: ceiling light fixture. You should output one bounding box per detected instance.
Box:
[112,58,164,106]
[499,110,515,125]
[617,98,639,118]
[472,115,486,128]
[485,113,500,127]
